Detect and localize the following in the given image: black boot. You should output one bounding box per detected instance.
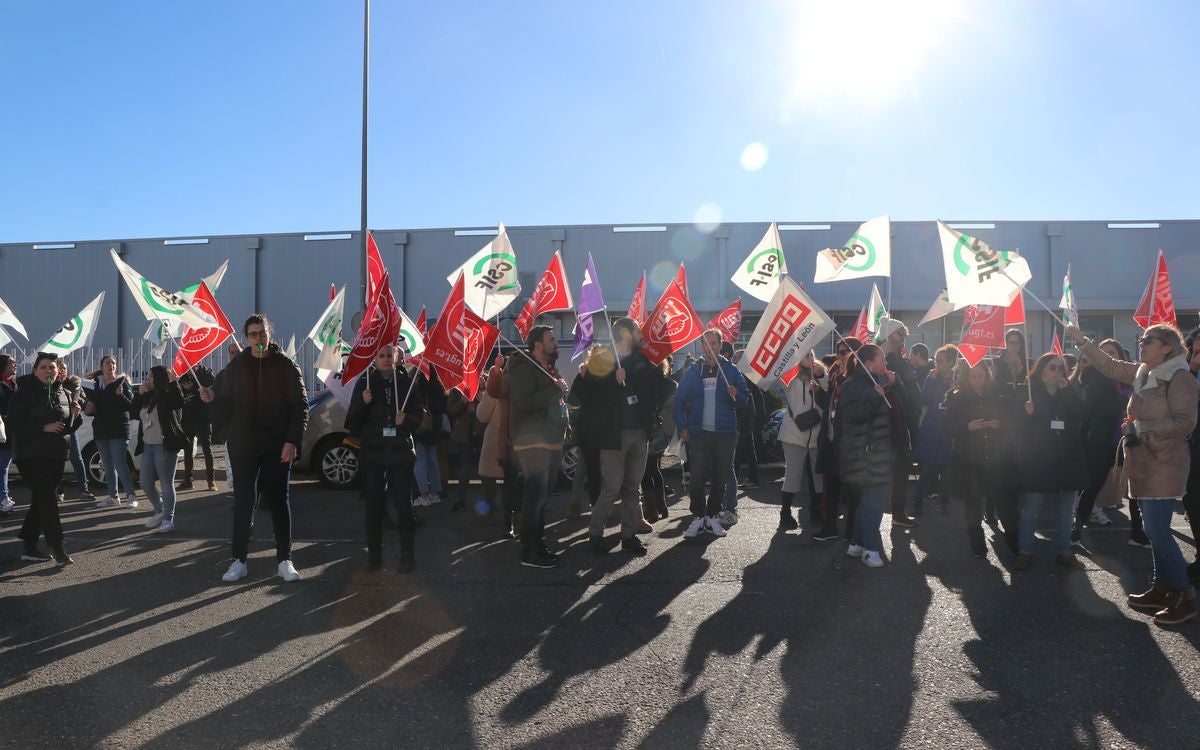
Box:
[779,492,798,530]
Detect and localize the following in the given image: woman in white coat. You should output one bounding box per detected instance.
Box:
[776,350,829,530]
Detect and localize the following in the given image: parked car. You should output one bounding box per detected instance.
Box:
[759,407,787,465]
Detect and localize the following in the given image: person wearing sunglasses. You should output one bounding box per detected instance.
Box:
[1013,353,1089,571]
[1066,323,1198,626]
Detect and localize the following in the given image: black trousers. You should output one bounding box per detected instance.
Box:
[581,445,602,506]
[958,464,1000,554]
[1183,441,1200,561]
[230,454,293,563]
[361,461,415,564]
[183,432,214,482]
[735,428,760,484]
[17,458,65,548]
[641,451,665,494]
[687,431,736,517]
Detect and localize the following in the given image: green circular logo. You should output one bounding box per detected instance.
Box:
[471,252,519,292]
[953,234,1010,277]
[49,315,84,349]
[399,329,418,353]
[140,279,182,315]
[843,234,876,272]
[744,247,783,275]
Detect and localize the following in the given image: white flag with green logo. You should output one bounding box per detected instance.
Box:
[731,222,788,302]
[27,293,105,361]
[447,223,521,319]
[163,260,230,338]
[866,283,888,342]
[814,215,891,283]
[396,307,425,360]
[143,319,171,359]
[285,335,297,360]
[0,295,28,339]
[937,221,1030,309]
[918,289,954,327]
[1059,264,1078,327]
[307,286,347,374]
[111,249,218,330]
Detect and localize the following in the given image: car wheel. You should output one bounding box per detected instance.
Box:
[313,436,359,489]
[82,441,137,488]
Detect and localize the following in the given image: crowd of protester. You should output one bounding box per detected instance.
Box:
[1,312,1198,626]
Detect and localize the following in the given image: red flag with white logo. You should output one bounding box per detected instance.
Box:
[1133,250,1177,329]
[453,321,500,400]
[708,299,742,343]
[674,264,689,299]
[515,251,574,338]
[640,279,704,363]
[172,282,232,377]
[849,306,870,343]
[341,272,402,385]
[366,231,386,307]
[426,274,498,388]
[627,272,647,325]
[957,304,1007,368]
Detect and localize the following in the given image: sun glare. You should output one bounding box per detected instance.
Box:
[784,0,967,110]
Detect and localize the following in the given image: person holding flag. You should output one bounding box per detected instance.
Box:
[200,314,309,584]
[130,365,188,535]
[877,317,920,528]
[674,329,748,540]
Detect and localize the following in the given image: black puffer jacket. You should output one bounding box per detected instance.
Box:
[132,383,188,454]
[1078,365,1125,473]
[6,374,82,462]
[345,368,424,466]
[836,368,897,487]
[87,376,135,440]
[1016,381,1089,493]
[210,345,309,458]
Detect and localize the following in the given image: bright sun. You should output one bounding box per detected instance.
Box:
[784,0,968,110]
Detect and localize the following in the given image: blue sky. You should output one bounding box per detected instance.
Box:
[2,0,1197,243]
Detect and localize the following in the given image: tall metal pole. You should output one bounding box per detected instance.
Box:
[359,0,370,308]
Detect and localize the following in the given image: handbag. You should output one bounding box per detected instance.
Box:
[786,388,822,431]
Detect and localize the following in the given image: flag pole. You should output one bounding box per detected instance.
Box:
[1146,249,1161,330]
[359,0,370,308]
[497,332,562,385]
[831,328,891,408]
[1020,290,1032,402]
[601,307,626,387]
[698,332,733,389]
[399,356,423,413]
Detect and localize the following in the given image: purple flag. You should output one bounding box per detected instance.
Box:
[572,311,595,360]
[577,253,606,316]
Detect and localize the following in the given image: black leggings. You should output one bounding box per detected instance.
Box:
[17,458,65,548]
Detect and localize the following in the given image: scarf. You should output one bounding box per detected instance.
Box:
[1133,354,1190,397]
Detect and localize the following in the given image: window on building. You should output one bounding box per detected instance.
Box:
[1078,314,1114,342]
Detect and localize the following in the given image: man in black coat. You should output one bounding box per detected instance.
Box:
[201,314,308,583]
[879,317,919,527]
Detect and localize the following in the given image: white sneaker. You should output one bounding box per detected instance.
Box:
[126,496,139,509]
[96,496,119,509]
[1,497,16,512]
[720,510,739,527]
[706,516,727,537]
[144,512,164,529]
[684,516,706,538]
[862,550,885,568]
[1089,509,1112,526]
[277,560,300,582]
[155,520,175,534]
[846,544,865,558]
[429,494,443,505]
[222,560,248,582]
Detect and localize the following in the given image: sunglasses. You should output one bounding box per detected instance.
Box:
[1137,336,1166,347]
[836,348,849,356]
[1045,363,1064,373]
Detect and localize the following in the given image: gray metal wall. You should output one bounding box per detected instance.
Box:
[2,220,1197,362]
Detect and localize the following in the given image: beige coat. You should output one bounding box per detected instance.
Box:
[476,364,509,479]
[1082,341,1199,498]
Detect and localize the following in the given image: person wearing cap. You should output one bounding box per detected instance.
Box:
[8,352,83,565]
[878,317,920,528]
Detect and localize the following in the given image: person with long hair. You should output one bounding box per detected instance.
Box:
[54,359,92,501]
[1014,352,1088,570]
[9,352,82,564]
[83,354,138,508]
[1070,339,1130,542]
[1067,323,1198,625]
[641,357,676,522]
[131,365,187,533]
[943,359,1008,558]
[177,365,217,492]
[913,344,959,516]
[0,354,17,514]
[812,336,863,542]
[775,350,828,530]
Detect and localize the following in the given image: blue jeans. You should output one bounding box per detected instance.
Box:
[1139,498,1190,589]
[413,442,441,493]
[852,483,890,553]
[514,447,559,556]
[140,444,181,522]
[97,437,137,499]
[0,446,12,501]
[58,432,88,493]
[1018,491,1077,555]
[724,465,738,512]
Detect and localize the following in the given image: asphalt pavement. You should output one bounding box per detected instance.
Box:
[2,469,1198,749]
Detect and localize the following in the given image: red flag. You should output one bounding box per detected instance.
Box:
[341,272,402,385]
[707,299,742,343]
[1134,250,1177,329]
[366,231,386,306]
[415,307,427,336]
[959,304,1006,350]
[515,251,574,338]
[426,274,498,387]
[1052,331,1063,356]
[453,321,500,400]
[849,306,870,343]
[640,279,704,363]
[1004,293,1025,325]
[627,271,647,325]
[172,282,232,377]
[958,344,989,367]
[674,264,689,299]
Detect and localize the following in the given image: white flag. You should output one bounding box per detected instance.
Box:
[0,327,10,349]
[814,215,892,283]
[937,221,1030,310]
[1059,264,1078,327]
[736,276,836,388]
[307,286,347,374]
[285,335,297,360]
[111,249,217,330]
[866,283,888,339]
[919,289,954,327]
[162,260,231,337]
[447,223,521,319]
[397,308,426,360]
[143,320,171,359]
[28,293,105,361]
[0,295,28,339]
[731,222,788,302]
